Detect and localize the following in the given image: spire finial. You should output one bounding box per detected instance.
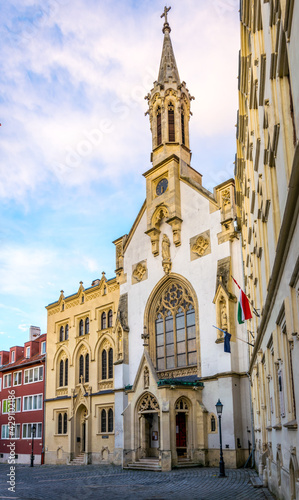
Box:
[161,5,171,33]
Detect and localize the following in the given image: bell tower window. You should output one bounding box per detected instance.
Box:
[181,110,185,145]
[168,102,175,142]
[157,106,162,146]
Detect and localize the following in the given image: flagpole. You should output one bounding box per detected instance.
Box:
[212,326,254,348]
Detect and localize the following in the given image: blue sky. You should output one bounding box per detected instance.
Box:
[0,0,239,351]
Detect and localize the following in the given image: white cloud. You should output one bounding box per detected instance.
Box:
[0,0,239,201]
[18,324,29,332]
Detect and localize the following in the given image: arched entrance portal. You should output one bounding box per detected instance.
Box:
[175,397,190,460]
[75,404,88,456]
[138,392,160,458]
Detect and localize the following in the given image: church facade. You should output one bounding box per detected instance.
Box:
[44,10,252,470]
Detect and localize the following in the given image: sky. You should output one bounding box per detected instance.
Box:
[0,0,240,351]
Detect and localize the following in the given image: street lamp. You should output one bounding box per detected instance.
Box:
[215,399,226,478]
[30,424,36,467]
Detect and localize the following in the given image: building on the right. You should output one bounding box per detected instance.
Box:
[235,1,299,499]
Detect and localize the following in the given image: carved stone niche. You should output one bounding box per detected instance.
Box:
[213,261,237,343]
[190,230,211,261]
[132,260,148,284]
[113,293,129,365]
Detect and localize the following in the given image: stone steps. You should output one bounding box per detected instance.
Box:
[69,453,85,465]
[175,461,200,468]
[124,457,161,471]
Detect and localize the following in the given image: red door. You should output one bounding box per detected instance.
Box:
[176,413,187,448]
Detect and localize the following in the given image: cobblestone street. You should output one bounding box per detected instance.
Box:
[0,464,275,500]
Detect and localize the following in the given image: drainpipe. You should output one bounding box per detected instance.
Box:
[42,355,46,465]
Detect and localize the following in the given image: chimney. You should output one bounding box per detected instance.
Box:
[29,326,41,341]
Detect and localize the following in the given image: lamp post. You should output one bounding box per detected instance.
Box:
[215,399,226,477]
[30,424,36,467]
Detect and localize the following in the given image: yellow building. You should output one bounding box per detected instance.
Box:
[235,1,299,499]
[44,275,120,464]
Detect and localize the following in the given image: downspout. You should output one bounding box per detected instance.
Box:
[42,355,46,465]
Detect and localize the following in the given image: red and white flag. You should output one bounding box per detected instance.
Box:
[238,289,252,324]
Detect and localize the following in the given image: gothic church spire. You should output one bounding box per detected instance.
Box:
[145,6,193,168]
[158,6,180,85]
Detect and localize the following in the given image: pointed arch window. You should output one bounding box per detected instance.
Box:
[79,354,84,382]
[108,348,113,379]
[102,350,107,380]
[181,109,185,145]
[101,409,106,433]
[101,312,107,330]
[154,282,197,371]
[79,319,84,337]
[65,324,69,340]
[58,412,67,434]
[168,102,175,142]
[108,309,113,328]
[108,409,113,432]
[59,326,64,342]
[85,317,89,335]
[63,412,67,434]
[59,360,64,387]
[85,354,89,383]
[64,358,68,386]
[157,106,162,146]
[58,413,62,434]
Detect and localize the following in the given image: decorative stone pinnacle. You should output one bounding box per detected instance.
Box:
[161,5,171,33]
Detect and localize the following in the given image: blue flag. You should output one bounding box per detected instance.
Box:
[224,332,231,353]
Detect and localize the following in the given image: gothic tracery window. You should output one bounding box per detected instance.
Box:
[155,282,197,371]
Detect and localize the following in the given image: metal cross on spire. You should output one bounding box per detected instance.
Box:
[161,5,171,25]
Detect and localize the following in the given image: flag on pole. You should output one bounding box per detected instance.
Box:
[231,275,259,318]
[212,326,231,353]
[213,325,254,348]
[224,332,231,353]
[238,288,252,324]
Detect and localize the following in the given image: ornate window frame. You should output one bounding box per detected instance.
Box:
[144,275,200,376]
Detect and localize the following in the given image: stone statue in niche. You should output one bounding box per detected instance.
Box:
[220,300,228,332]
[162,234,172,274]
[144,366,149,389]
[162,234,171,260]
